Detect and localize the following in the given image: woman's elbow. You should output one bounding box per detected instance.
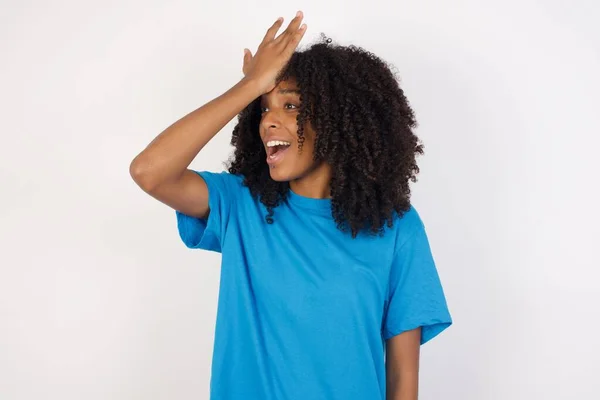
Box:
[129,156,158,192]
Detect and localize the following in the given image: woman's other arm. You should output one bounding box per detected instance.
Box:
[386,327,421,400]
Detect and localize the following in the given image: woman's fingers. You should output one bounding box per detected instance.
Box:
[241,12,306,93]
[242,48,252,75]
[261,17,284,45]
[275,11,304,45]
[284,23,307,54]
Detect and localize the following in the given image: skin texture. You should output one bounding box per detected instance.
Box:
[130,11,421,400]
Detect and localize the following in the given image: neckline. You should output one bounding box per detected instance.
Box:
[286,188,332,216]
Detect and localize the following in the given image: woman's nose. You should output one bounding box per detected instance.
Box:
[260,109,281,129]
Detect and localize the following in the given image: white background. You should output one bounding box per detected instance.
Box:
[1,0,599,399]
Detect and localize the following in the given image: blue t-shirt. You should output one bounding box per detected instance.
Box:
[176,171,452,400]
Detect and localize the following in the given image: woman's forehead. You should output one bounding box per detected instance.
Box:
[261,79,301,100]
[275,78,299,91]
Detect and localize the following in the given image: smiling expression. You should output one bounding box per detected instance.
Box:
[259,78,322,182]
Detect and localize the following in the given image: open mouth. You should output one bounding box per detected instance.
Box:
[266,140,292,165]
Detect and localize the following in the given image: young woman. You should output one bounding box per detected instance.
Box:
[130,11,452,400]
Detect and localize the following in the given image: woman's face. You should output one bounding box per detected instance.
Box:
[259,78,320,182]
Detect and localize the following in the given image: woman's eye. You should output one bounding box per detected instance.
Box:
[260,104,299,113]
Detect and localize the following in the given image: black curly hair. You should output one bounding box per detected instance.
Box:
[228,35,423,238]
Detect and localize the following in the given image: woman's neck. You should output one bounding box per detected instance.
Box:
[289,162,332,199]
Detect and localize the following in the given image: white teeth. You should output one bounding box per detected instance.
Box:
[266,140,291,147]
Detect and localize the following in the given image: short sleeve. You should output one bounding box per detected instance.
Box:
[175,170,241,253]
[382,213,452,344]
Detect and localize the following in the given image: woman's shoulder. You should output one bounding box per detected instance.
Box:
[394,205,424,228]
[197,170,244,183]
[187,170,253,208]
[193,170,245,192]
[388,204,428,247]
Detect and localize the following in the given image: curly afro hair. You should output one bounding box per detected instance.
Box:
[228,35,423,238]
